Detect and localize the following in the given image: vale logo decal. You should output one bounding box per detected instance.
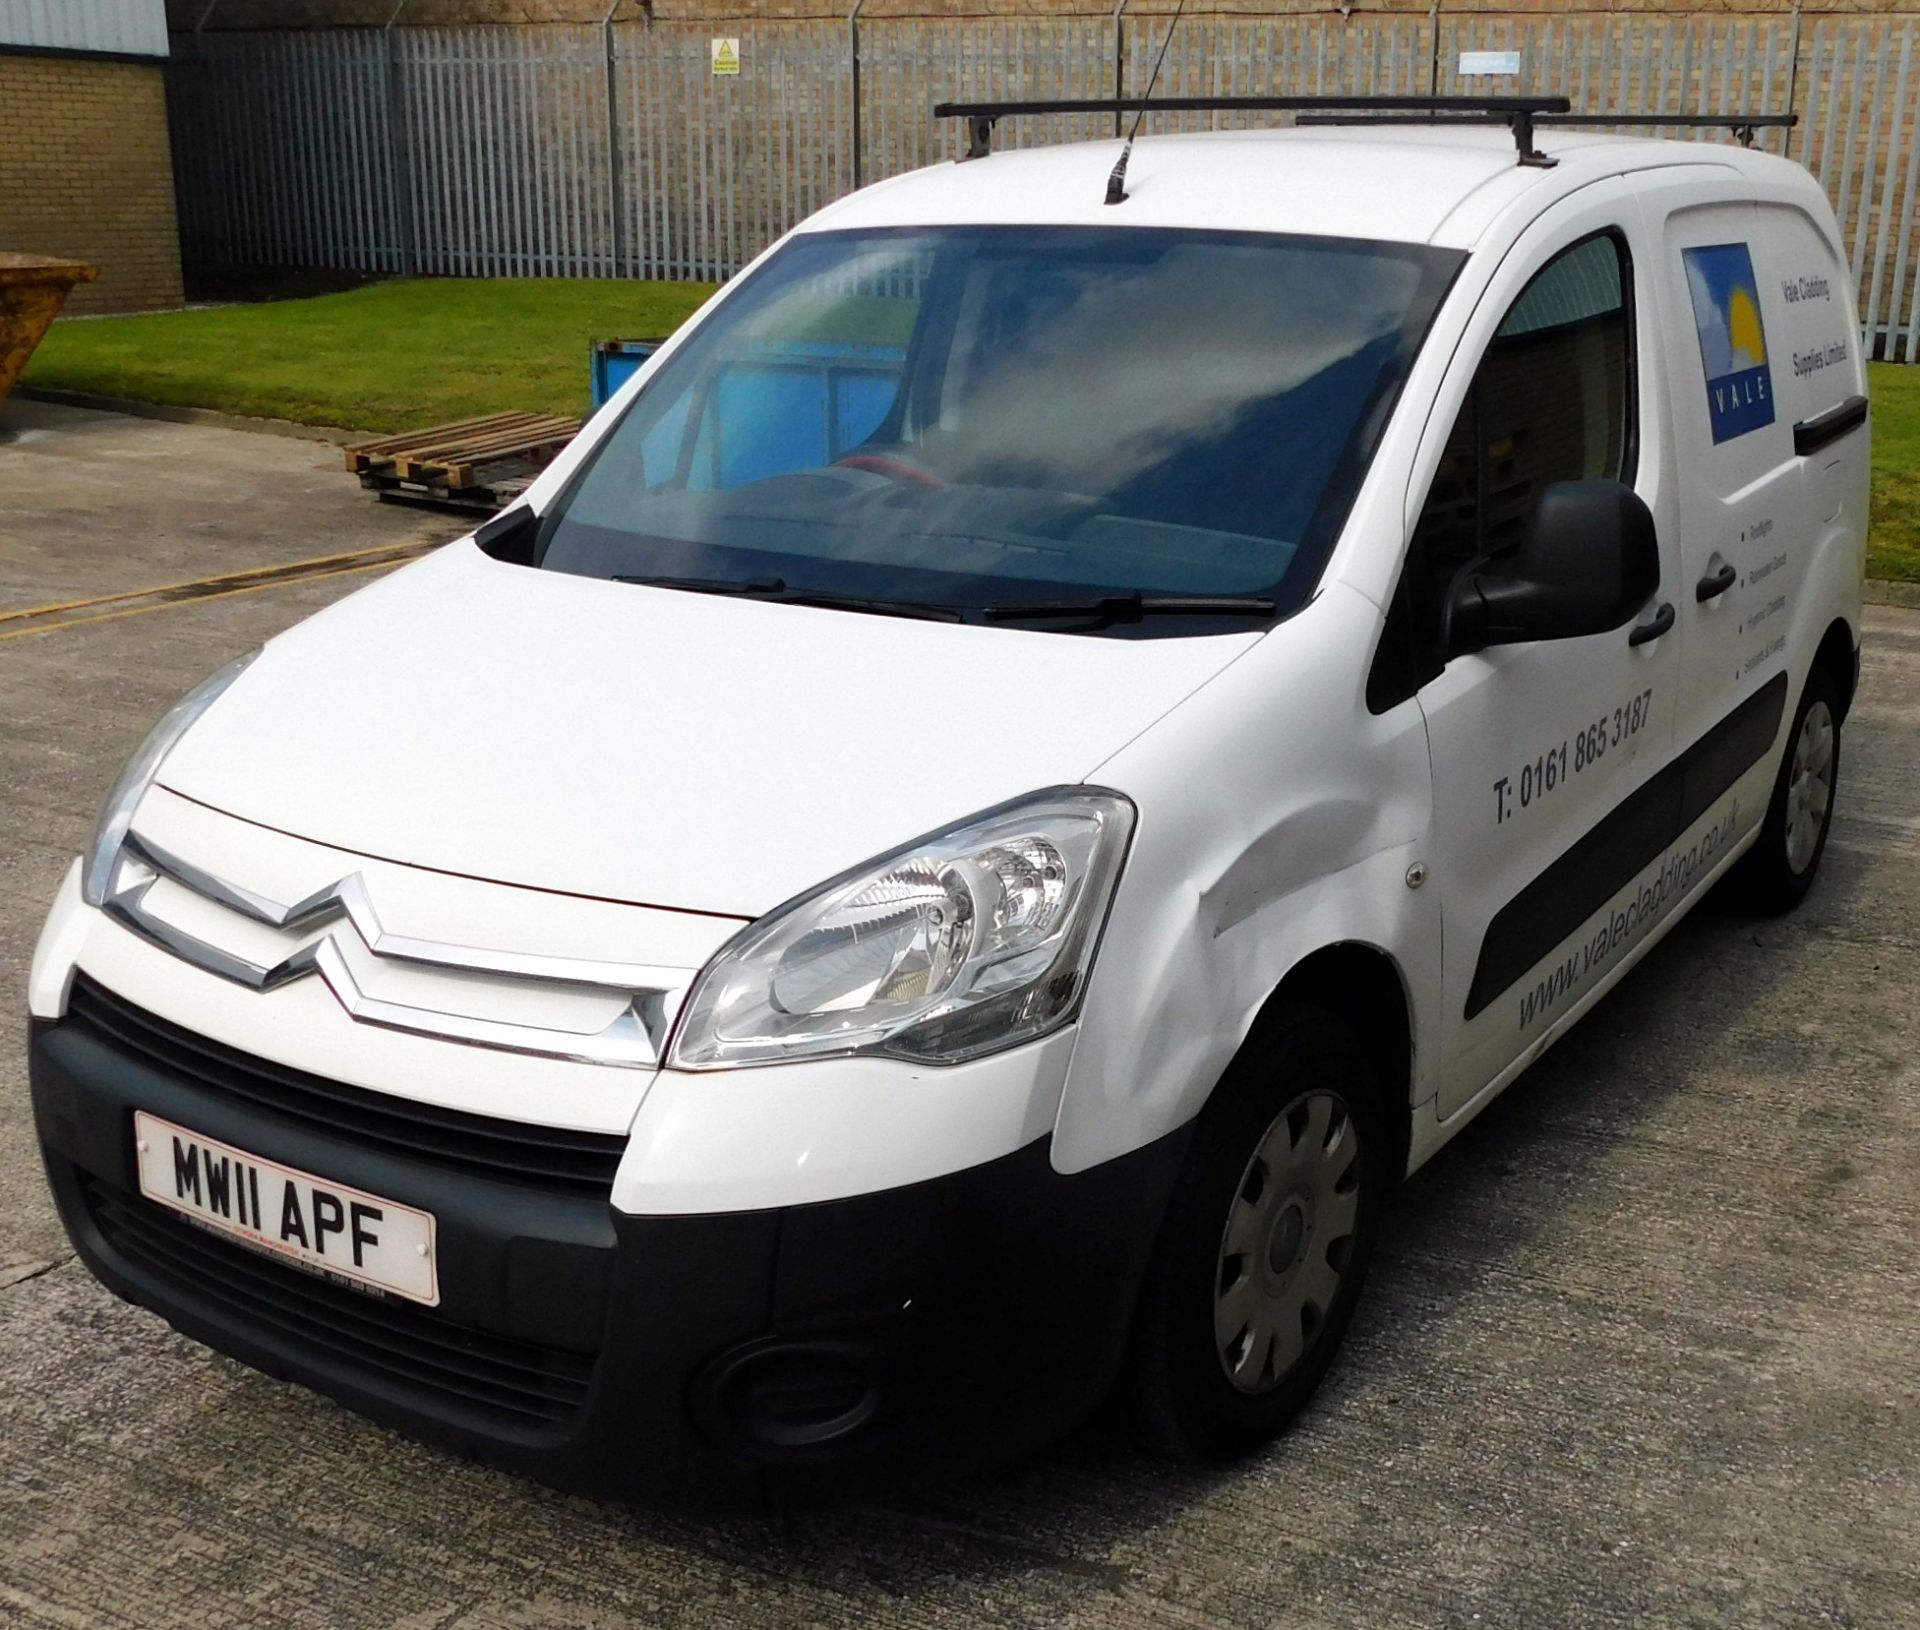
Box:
[1683,242,1776,444]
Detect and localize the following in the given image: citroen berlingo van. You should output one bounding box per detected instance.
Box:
[28,100,1868,1511]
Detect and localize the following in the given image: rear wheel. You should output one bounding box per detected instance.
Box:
[1730,666,1842,914]
[1127,1003,1392,1460]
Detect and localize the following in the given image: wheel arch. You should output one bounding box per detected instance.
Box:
[1815,615,1859,720]
[1247,941,1415,1183]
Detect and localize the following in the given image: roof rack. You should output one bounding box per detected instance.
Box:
[1295,108,1796,155]
[932,96,1572,166]
[1543,111,1797,148]
[931,96,1794,169]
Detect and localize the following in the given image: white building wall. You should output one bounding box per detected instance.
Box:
[0,0,169,59]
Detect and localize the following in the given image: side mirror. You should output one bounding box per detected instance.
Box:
[1445,479,1659,657]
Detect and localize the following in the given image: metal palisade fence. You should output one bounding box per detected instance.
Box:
[167,13,1920,359]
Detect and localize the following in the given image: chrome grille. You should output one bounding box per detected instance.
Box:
[102,831,683,1068]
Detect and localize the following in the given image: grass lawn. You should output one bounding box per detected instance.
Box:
[21,279,1920,583]
[1867,361,1920,583]
[22,277,717,435]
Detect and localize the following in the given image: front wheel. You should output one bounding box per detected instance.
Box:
[1126,1004,1392,1460]
[1729,665,1842,914]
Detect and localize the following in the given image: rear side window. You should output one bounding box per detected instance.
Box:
[1389,232,1636,693]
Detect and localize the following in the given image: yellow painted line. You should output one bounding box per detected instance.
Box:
[0,539,437,627]
[0,559,407,643]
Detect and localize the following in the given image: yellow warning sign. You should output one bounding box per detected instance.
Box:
[711,37,740,76]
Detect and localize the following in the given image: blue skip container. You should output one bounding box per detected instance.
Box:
[589,339,661,409]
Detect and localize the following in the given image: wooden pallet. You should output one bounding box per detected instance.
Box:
[345,411,581,509]
[355,460,541,515]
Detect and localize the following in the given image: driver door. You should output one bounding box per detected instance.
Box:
[1399,192,1683,1117]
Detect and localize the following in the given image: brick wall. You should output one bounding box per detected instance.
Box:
[0,53,185,315]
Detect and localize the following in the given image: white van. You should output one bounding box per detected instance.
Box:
[29,101,1868,1511]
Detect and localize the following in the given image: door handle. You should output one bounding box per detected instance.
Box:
[1628,601,1675,647]
[1696,562,1738,602]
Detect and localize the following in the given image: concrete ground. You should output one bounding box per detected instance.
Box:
[3,397,1918,1629]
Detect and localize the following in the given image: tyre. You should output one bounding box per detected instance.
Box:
[1729,665,1842,915]
[1126,1003,1393,1461]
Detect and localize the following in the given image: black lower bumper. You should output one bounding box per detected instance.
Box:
[29,981,1186,1513]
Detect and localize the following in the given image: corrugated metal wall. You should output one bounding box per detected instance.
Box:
[167,14,1920,358]
[0,0,168,57]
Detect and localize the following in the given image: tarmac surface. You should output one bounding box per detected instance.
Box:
[3,396,1918,1629]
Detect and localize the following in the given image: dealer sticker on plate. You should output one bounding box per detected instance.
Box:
[133,1111,439,1305]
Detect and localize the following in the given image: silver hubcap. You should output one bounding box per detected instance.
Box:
[1785,700,1835,875]
[1214,1091,1361,1394]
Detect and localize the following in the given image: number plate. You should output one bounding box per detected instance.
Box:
[133,1111,439,1306]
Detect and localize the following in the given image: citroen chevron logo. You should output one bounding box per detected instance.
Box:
[101,833,677,1068]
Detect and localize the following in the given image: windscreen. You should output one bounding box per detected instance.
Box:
[536,226,1461,634]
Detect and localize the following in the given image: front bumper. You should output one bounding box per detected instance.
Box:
[30,977,1186,1513]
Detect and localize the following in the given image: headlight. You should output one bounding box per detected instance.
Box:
[668,787,1135,1069]
[81,653,256,908]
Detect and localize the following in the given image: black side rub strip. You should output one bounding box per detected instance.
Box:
[1466,672,1788,1019]
[1794,394,1868,457]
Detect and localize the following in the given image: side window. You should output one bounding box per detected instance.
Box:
[1403,232,1635,683]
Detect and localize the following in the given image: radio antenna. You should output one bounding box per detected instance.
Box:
[1105,0,1188,205]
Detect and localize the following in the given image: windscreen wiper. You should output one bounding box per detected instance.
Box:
[982,591,1277,623]
[613,573,788,596]
[779,590,963,622]
[613,573,963,622]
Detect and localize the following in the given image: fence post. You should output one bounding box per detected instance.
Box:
[1112,0,1128,134]
[384,1,417,275]
[604,1,626,277]
[849,0,865,190]
[1427,0,1441,96]
[186,0,220,267]
[1774,0,1804,163]
[1785,0,1804,154]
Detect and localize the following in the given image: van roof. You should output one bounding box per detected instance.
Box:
[801,125,1804,250]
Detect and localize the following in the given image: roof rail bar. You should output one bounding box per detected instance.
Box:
[1538,112,1798,149]
[1297,108,1796,151]
[931,95,1571,166]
